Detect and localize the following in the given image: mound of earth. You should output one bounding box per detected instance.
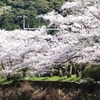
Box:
[0,81,100,100]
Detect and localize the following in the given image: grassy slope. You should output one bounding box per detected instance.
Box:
[0,75,81,85]
[26,75,81,82]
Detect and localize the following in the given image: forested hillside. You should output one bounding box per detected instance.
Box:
[0,0,67,30]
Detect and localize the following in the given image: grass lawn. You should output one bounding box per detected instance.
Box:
[23,75,81,82]
[0,75,81,85]
[0,77,13,85]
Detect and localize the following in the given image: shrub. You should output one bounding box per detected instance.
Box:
[82,65,100,81]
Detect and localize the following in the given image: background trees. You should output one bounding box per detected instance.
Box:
[0,0,64,30]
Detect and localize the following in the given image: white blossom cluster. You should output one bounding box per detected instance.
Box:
[0,0,100,75]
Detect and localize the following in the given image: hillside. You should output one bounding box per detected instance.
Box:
[0,0,66,30]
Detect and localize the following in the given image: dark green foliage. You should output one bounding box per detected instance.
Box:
[0,13,20,30]
[82,66,100,81]
[7,74,22,81]
[0,1,5,6]
[0,0,65,30]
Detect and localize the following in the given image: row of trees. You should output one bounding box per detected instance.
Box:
[0,0,67,30]
[0,0,100,82]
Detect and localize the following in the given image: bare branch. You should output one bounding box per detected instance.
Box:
[90,11,100,20]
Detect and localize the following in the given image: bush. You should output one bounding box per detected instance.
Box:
[7,74,22,81]
[0,1,5,6]
[82,65,100,81]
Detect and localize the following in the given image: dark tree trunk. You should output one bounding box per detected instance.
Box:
[76,70,80,78]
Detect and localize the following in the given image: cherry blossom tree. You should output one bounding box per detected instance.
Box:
[0,0,100,77]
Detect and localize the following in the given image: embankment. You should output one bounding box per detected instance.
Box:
[0,81,100,100]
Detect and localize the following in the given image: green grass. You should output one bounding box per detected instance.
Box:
[0,80,13,85]
[22,75,81,82]
[0,74,81,85]
[62,75,81,82]
[0,77,13,85]
[0,77,6,82]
